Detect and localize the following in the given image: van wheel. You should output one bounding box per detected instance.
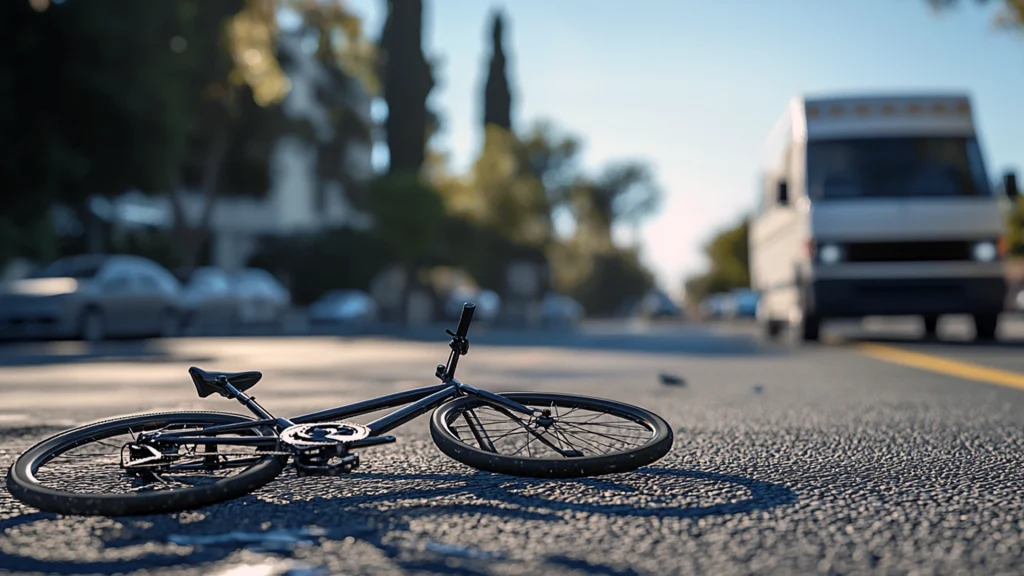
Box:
[799,314,821,342]
[973,314,998,342]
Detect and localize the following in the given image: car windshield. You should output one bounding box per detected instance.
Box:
[29,256,107,279]
[807,136,992,199]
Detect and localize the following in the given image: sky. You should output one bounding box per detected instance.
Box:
[344,0,1024,295]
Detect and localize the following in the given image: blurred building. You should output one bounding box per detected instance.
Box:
[58,27,375,272]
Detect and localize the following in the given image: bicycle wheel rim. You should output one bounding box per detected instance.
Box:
[430,392,673,479]
[7,411,286,517]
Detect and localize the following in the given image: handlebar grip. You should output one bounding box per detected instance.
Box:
[455,302,476,337]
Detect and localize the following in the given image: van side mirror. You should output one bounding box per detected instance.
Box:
[1004,171,1019,200]
[777,180,789,206]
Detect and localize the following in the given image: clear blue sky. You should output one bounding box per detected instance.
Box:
[346,0,1024,294]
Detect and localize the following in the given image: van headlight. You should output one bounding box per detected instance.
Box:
[819,243,844,265]
[972,241,998,262]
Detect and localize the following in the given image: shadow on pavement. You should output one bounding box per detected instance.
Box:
[0,467,797,575]
[0,340,213,368]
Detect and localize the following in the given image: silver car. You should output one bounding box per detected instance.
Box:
[232,268,291,326]
[309,290,378,326]
[0,254,183,342]
[181,267,239,334]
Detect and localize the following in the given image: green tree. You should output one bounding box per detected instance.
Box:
[483,10,512,131]
[367,171,446,322]
[926,0,1024,30]
[163,0,373,269]
[570,162,662,249]
[470,126,551,246]
[518,120,582,218]
[379,0,434,175]
[291,0,376,217]
[683,218,750,304]
[0,0,192,266]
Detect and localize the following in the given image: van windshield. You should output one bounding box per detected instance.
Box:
[807,136,992,199]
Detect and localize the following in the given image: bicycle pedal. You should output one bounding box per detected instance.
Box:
[295,453,359,477]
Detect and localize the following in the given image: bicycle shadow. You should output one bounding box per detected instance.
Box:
[0,467,796,575]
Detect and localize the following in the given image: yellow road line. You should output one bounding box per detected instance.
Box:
[856,343,1024,391]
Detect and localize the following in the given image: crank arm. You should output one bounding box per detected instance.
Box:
[346,436,396,449]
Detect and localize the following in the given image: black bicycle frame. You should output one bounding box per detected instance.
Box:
[145,302,538,449]
[146,378,536,449]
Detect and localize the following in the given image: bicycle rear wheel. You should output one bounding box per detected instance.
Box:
[6,411,286,517]
[430,392,673,478]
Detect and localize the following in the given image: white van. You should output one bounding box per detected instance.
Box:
[749,93,1019,342]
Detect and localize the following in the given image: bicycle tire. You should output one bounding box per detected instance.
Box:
[6,411,286,517]
[430,392,673,478]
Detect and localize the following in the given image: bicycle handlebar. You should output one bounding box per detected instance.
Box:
[455,303,476,338]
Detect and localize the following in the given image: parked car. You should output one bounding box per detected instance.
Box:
[180,267,239,334]
[0,254,183,342]
[730,289,760,319]
[638,290,683,319]
[541,292,584,327]
[445,287,501,324]
[700,293,735,320]
[231,268,291,326]
[309,290,378,325]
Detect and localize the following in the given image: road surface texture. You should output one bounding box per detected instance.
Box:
[2,315,1024,575]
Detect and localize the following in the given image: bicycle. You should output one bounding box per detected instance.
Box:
[6,303,674,517]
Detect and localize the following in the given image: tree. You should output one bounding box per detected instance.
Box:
[0,0,199,266]
[518,120,582,211]
[469,126,551,246]
[168,0,375,269]
[292,0,376,218]
[570,162,662,249]
[683,218,750,304]
[367,171,446,322]
[483,10,512,131]
[379,0,434,175]
[926,0,1024,30]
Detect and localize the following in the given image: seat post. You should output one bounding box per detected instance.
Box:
[219,377,284,424]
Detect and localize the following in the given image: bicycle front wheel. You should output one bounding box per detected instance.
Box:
[430,392,673,478]
[7,411,286,516]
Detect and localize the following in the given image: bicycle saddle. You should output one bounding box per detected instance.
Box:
[188,367,262,398]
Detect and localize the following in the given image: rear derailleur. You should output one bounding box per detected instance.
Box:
[279,422,396,477]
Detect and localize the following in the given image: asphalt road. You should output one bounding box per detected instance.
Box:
[2,315,1024,575]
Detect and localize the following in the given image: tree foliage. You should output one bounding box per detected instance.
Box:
[469,126,552,246]
[927,0,1024,31]
[367,171,446,265]
[483,10,512,131]
[683,218,750,304]
[379,0,434,174]
[568,162,662,249]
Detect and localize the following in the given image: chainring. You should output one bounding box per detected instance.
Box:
[279,422,371,448]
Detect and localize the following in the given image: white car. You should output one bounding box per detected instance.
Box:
[445,287,501,323]
[541,292,584,327]
[232,269,291,326]
[309,290,378,325]
[180,267,238,333]
[0,254,183,342]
